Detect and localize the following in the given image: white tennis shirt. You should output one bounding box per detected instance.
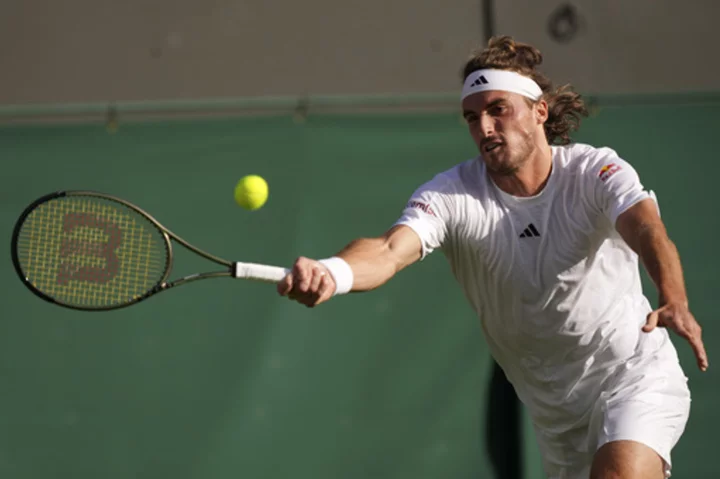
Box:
[395,143,678,432]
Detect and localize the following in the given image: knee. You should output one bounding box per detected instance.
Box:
[589,458,626,479]
[590,440,665,479]
[590,469,623,479]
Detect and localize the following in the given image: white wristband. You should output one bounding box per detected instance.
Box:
[318,257,354,295]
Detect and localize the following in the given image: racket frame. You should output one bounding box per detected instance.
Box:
[11,190,238,311]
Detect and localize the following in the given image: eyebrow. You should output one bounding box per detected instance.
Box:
[463,98,508,118]
[486,98,508,108]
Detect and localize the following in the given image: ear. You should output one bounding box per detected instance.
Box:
[535,99,549,124]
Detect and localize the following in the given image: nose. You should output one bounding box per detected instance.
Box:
[478,113,495,139]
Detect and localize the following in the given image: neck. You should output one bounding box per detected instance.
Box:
[489,143,553,197]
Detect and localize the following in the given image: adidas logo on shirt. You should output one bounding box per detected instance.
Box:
[519,223,541,238]
[471,75,489,87]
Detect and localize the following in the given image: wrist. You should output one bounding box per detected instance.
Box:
[659,292,688,307]
[318,257,354,295]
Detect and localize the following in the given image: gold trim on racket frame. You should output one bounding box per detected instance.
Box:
[11,191,236,311]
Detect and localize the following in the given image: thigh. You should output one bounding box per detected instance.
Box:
[538,351,690,479]
[598,392,689,461]
[590,440,665,479]
[591,357,691,476]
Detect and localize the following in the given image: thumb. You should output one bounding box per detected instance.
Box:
[276,273,293,296]
[643,309,659,332]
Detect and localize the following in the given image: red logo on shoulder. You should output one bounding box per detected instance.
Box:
[598,163,622,182]
[407,200,436,217]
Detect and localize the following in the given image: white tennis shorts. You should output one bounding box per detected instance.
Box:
[533,342,691,479]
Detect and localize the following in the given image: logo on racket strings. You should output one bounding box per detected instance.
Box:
[57,213,122,285]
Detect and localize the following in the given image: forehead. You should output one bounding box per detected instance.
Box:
[461,90,525,111]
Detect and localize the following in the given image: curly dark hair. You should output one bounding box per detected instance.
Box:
[462,36,588,145]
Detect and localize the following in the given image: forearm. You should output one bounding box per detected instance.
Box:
[334,226,421,292]
[636,224,688,305]
[335,238,406,291]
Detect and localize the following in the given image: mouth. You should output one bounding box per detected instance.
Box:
[484,141,503,153]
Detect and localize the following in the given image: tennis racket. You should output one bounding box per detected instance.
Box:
[11,191,290,311]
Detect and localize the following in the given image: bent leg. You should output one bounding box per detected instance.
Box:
[590,440,665,479]
[589,348,691,478]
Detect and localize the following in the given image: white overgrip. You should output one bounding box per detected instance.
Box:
[234,262,290,283]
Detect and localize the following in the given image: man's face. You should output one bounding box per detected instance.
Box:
[462,91,545,175]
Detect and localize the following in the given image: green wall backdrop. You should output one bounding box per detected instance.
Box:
[1,98,718,478]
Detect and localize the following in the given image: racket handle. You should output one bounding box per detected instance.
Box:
[233,262,290,283]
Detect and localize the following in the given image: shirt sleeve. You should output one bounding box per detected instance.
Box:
[590,148,658,226]
[393,175,454,259]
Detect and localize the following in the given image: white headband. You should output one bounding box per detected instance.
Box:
[461,69,543,101]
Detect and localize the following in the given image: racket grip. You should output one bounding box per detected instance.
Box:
[233,262,290,283]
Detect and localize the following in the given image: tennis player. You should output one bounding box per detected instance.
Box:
[278,36,707,478]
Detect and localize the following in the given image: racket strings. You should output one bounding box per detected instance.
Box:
[15,196,169,308]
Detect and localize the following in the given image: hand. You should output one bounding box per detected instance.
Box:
[277,256,336,308]
[643,302,708,372]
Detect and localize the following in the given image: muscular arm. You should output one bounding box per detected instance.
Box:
[278,225,423,307]
[616,198,708,371]
[336,225,423,291]
[615,199,687,305]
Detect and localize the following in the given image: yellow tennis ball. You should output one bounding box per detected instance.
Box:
[234,175,269,211]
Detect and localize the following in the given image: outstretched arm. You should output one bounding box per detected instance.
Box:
[616,198,708,371]
[277,225,422,308]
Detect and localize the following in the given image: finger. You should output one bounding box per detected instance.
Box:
[307,274,335,307]
[655,314,669,328]
[668,321,691,339]
[300,271,326,308]
[299,292,317,308]
[642,310,659,332]
[686,324,709,372]
[689,335,709,372]
[308,268,325,295]
[317,273,336,303]
[665,314,709,372]
[696,344,709,372]
[277,272,295,296]
[293,268,309,293]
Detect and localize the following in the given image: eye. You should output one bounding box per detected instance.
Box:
[490,104,507,115]
[464,114,478,124]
